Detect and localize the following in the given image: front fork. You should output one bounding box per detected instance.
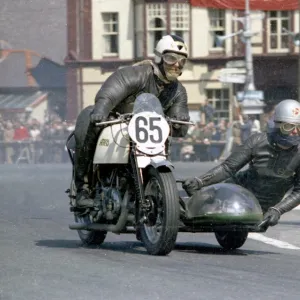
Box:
[129,152,150,227]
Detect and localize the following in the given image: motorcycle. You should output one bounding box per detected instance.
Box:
[66,93,193,255]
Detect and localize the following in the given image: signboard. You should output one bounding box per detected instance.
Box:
[220,68,246,74]
[218,74,246,84]
[239,99,265,115]
[237,90,264,102]
[226,60,246,69]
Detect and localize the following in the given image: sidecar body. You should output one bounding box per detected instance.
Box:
[179,183,264,233]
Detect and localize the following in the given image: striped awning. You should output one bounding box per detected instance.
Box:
[0,91,47,112]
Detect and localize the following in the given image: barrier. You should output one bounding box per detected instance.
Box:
[0,140,226,164]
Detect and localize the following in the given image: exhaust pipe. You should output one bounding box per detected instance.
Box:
[69,190,132,233]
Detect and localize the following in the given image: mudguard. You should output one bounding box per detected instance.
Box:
[182,183,263,225]
[136,156,173,170]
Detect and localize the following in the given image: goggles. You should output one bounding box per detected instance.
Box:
[277,122,300,135]
[162,53,187,67]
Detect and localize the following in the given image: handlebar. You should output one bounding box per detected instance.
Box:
[256,216,271,232]
[95,119,125,126]
[94,115,195,127]
[168,119,195,126]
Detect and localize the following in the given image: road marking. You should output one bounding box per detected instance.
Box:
[249,233,300,250]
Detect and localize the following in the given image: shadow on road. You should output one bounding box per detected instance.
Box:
[35,239,148,255]
[174,242,277,256]
[35,239,277,256]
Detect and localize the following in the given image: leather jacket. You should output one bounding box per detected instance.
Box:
[198,132,300,213]
[93,63,189,137]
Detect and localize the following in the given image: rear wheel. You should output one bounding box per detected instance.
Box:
[215,231,248,250]
[140,167,180,255]
[69,176,107,246]
[75,215,107,246]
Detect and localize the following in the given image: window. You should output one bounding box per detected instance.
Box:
[102,13,119,55]
[206,89,230,121]
[208,9,225,49]
[268,11,291,52]
[170,3,190,46]
[146,4,167,56]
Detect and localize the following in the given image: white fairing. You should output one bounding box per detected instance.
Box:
[93,123,130,164]
[128,111,170,155]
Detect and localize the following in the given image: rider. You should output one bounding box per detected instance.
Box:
[74,35,190,208]
[182,99,300,227]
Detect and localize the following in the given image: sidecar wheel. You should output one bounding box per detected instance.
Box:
[215,231,248,250]
[140,167,179,256]
[75,215,107,246]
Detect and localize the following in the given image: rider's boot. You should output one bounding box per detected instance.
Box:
[74,122,100,208]
[74,145,95,208]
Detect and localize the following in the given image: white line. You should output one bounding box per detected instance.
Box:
[249,233,300,250]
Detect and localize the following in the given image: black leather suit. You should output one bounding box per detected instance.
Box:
[74,63,189,191]
[195,132,300,213]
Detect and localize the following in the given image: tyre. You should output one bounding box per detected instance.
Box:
[215,231,248,250]
[140,167,180,255]
[75,215,107,246]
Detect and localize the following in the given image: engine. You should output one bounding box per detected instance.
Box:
[101,187,122,220]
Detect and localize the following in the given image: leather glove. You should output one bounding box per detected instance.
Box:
[263,207,281,227]
[182,177,203,196]
[90,110,107,123]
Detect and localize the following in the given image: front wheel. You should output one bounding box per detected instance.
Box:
[140,167,180,255]
[215,231,248,250]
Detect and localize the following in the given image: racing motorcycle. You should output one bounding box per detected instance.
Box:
[66,93,193,256]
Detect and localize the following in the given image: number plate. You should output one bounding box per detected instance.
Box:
[128,112,170,155]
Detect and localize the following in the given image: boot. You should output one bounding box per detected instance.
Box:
[74,122,101,207]
[74,145,95,208]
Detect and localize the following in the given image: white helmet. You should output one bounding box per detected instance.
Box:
[154,35,188,64]
[274,99,300,124]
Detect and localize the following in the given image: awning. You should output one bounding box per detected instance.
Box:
[0,91,47,112]
[190,0,299,11]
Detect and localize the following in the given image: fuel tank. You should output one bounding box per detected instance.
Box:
[182,183,263,225]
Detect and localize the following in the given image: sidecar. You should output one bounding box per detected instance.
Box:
[179,183,265,250]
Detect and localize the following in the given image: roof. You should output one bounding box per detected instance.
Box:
[0,0,66,63]
[0,52,40,88]
[29,57,66,88]
[0,91,47,111]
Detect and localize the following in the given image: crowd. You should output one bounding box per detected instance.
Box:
[0,102,275,164]
[0,114,75,164]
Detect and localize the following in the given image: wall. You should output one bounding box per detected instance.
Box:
[92,0,134,59]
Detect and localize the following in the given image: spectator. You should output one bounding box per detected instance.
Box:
[13,122,30,141]
[3,121,15,164]
[200,100,215,123]
[250,115,261,134]
[239,114,252,144]
[29,124,41,141]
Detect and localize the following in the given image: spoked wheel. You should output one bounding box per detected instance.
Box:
[215,231,248,250]
[74,214,107,246]
[140,167,179,255]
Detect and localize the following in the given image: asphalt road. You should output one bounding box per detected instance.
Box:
[1,162,300,300]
